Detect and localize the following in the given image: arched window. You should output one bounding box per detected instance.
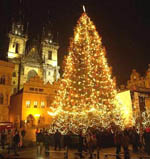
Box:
[0,93,4,104]
[27,70,38,81]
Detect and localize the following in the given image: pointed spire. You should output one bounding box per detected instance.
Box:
[83,5,86,13]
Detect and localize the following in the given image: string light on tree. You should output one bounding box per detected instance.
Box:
[48,11,126,134]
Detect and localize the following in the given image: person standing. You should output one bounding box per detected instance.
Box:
[44,131,50,156]
[122,131,130,159]
[54,130,61,151]
[13,130,20,156]
[131,128,139,153]
[86,131,96,159]
[143,128,150,155]
[114,131,122,159]
[36,129,44,156]
[21,128,26,148]
[1,130,6,149]
[7,130,12,154]
[78,131,84,158]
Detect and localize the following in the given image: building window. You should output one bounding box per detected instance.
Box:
[12,72,16,77]
[13,81,16,85]
[0,93,4,104]
[0,76,5,85]
[29,88,34,91]
[48,72,51,76]
[39,89,44,92]
[15,43,19,53]
[34,101,38,108]
[48,51,52,60]
[41,101,45,108]
[26,101,30,108]
[35,88,38,91]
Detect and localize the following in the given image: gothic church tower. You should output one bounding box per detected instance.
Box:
[41,23,60,84]
[7,4,60,94]
[8,18,28,94]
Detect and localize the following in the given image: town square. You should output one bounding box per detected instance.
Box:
[0,0,150,159]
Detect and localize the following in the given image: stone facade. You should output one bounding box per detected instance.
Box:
[10,75,59,128]
[126,65,150,118]
[127,65,150,90]
[8,20,60,95]
[0,60,14,122]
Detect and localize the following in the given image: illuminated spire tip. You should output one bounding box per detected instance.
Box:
[83,5,86,13]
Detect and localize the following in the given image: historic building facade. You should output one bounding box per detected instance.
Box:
[7,19,60,95]
[10,75,59,128]
[0,60,14,122]
[126,65,150,120]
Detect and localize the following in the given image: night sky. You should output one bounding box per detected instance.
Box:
[0,0,150,86]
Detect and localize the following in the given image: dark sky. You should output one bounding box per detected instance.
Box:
[0,0,150,86]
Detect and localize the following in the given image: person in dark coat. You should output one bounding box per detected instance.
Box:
[114,131,122,159]
[36,129,44,155]
[44,131,50,156]
[64,133,71,149]
[21,129,26,148]
[143,128,150,155]
[131,128,139,153]
[54,130,61,151]
[1,130,6,149]
[13,130,20,156]
[78,132,84,158]
[122,131,130,159]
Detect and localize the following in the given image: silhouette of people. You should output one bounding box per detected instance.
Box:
[54,130,61,150]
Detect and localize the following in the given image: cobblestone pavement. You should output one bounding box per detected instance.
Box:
[0,146,149,159]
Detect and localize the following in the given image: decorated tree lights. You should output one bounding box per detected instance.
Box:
[48,11,127,134]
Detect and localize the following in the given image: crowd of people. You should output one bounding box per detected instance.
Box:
[36,129,62,156]
[1,126,150,159]
[114,127,150,159]
[0,128,26,156]
[35,126,150,159]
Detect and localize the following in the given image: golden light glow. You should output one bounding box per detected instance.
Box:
[34,114,40,117]
[8,52,19,58]
[116,90,133,127]
[48,12,127,134]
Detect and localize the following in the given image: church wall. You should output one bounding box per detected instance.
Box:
[8,34,27,59]
[11,64,19,94]
[0,60,14,122]
[42,45,58,67]
[9,93,23,125]
[23,66,43,83]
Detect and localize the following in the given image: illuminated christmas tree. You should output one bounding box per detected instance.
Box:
[48,11,125,134]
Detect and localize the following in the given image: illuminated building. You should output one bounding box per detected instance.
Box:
[0,60,14,122]
[121,65,150,129]
[126,65,150,112]
[10,75,59,128]
[7,16,60,95]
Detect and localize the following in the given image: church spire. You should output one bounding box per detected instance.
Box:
[83,5,86,13]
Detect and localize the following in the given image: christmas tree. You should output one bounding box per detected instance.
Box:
[48,12,125,134]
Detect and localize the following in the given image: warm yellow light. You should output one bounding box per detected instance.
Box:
[116,90,133,127]
[34,114,40,117]
[88,107,96,112]
[8,52,19,58]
